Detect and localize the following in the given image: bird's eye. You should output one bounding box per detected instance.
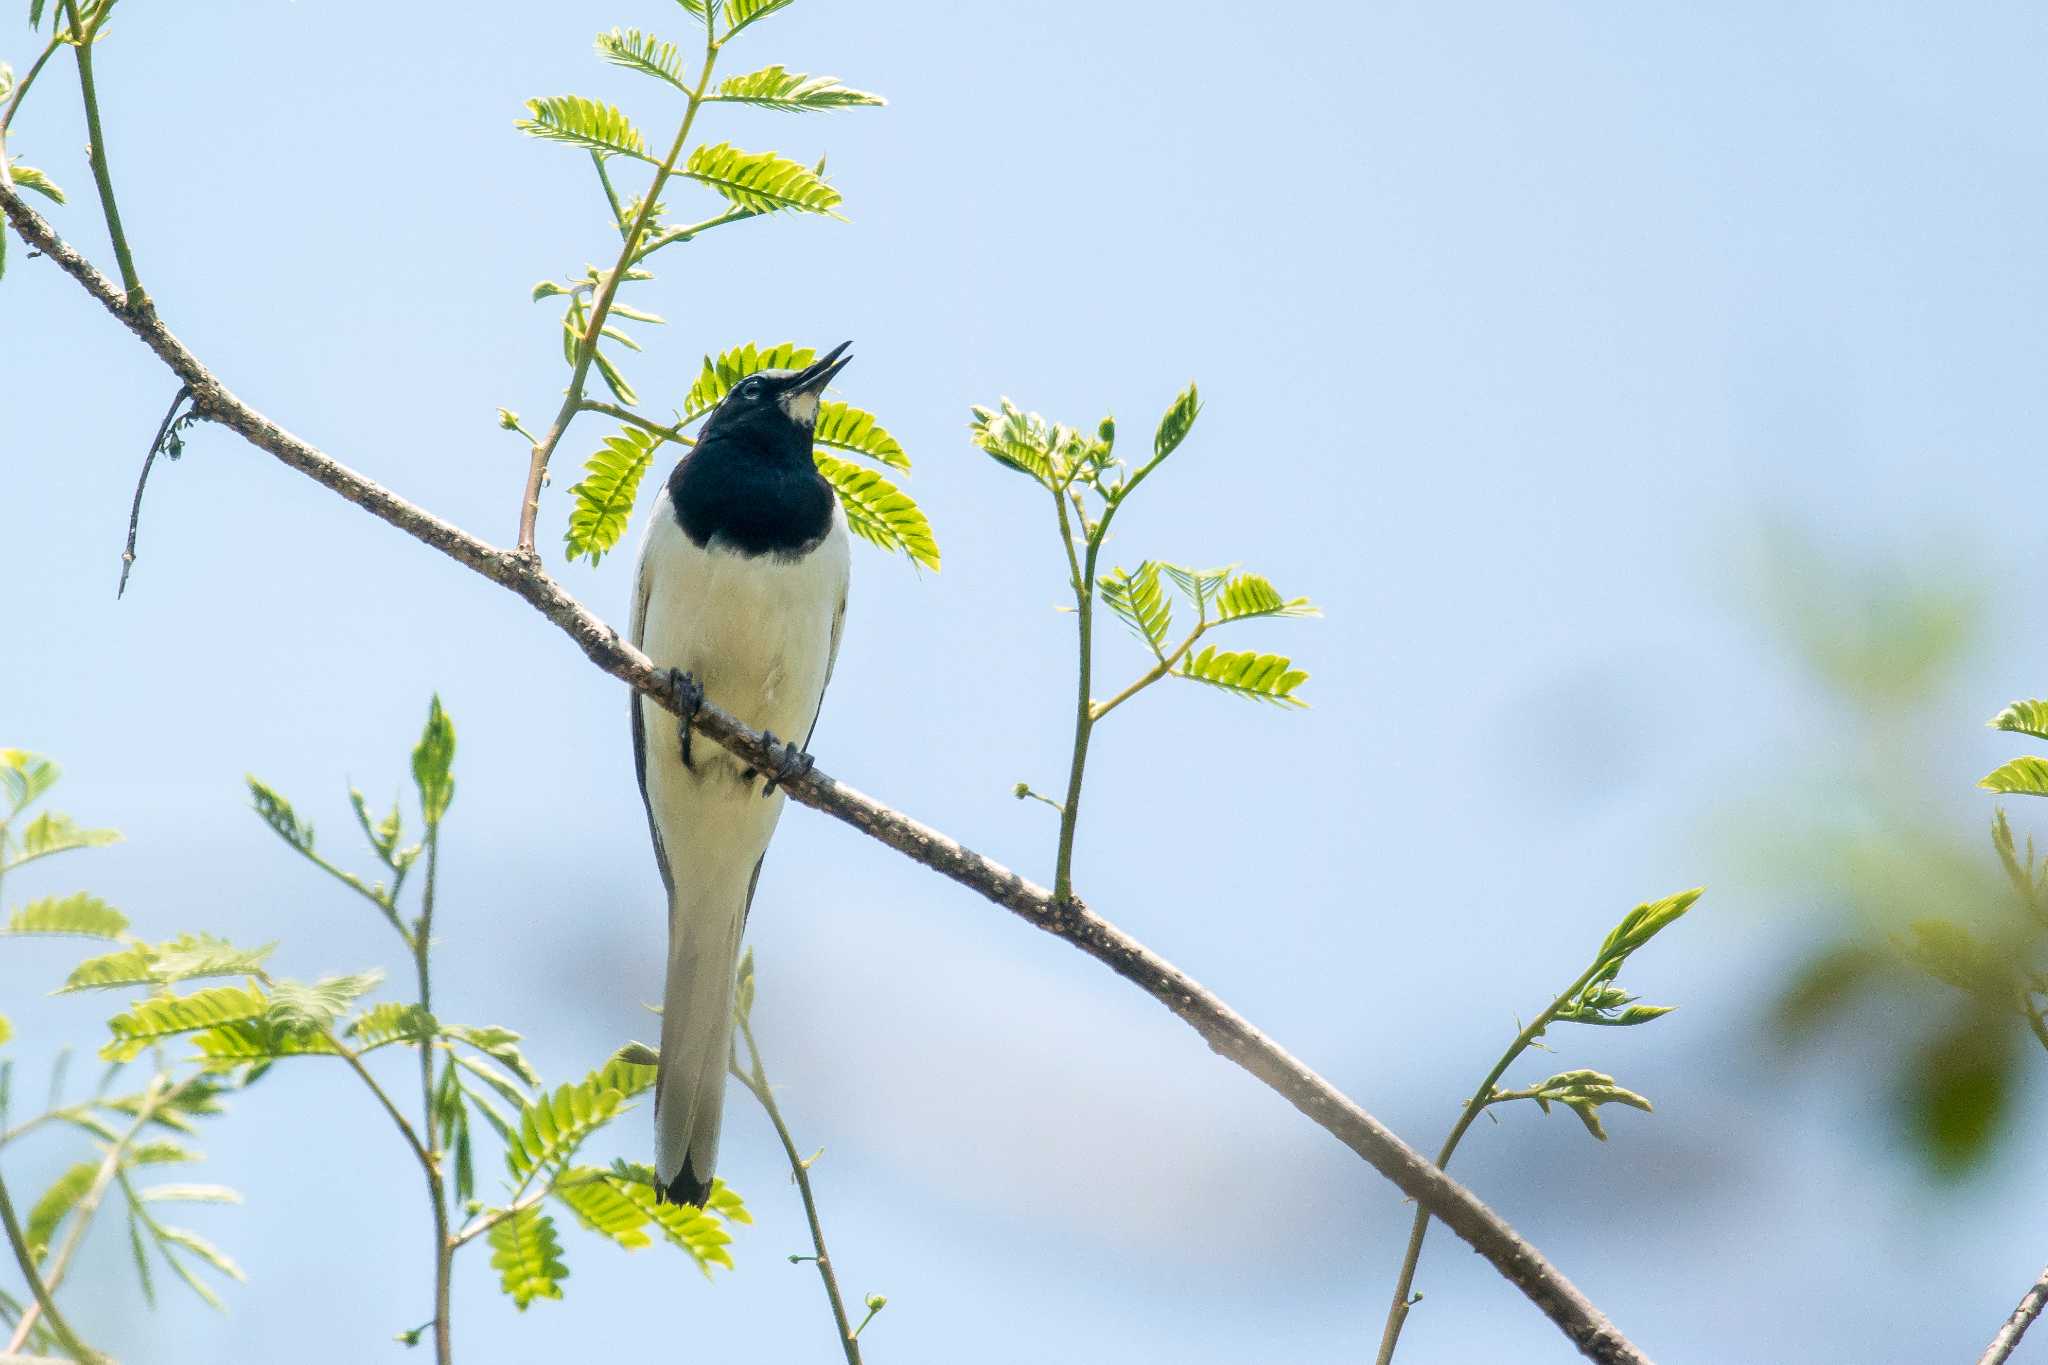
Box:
[741,378,765,400]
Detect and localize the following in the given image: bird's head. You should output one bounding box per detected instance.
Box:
[699,341,852,450]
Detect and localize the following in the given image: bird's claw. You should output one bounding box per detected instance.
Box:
[757,732,814,798]
[670,669,705,769]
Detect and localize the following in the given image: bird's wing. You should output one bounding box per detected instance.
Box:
[628,551,674,900]
[800,580,849,752]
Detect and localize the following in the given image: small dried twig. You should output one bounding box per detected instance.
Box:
[117,384,192,599]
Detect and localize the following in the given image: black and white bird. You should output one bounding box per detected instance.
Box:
[629,341,854,1206]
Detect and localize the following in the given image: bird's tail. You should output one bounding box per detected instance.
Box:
[654,860,751,1207]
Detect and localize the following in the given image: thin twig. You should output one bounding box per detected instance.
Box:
[515,34,720,553]
[1980,1263,2048,1365]
[2,1070,197,1359]
[117,384,190,598]
[732,1014,861,1365]
[0,28,69,142]
[57,0,140,306]
[1375,958,1610,1364]
[0,180,1653,1365]
[0,1172,100,1365]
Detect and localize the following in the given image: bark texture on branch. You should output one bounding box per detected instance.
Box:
[1980,1264,2048,1365]
[1,184,1651,1365]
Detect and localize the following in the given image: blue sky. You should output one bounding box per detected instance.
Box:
[8,2,2048,1361]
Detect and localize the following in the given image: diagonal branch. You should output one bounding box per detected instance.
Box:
[1980,1263,2048,1365]
[0,182,1650,1365]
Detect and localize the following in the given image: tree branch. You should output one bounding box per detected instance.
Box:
[0,182,1652,1365]
[1980,1263,2048,1365]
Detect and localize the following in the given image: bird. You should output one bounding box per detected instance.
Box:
[628,340,853,1206]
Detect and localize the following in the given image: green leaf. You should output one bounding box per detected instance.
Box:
[967,400,1094,489]
[444,1024,542,1088]
[247,778,314,855]
[489,1206,568,1309]
[8,811,121,868]
[683,142,842,216]
[0,749,59,815]
[127,1140,200,1166]
[0,1015,10,1047]
[564,427,659,566]
[608,1041,660,1069]
[1594,888,1704,966]
[1158,563,1234,608]
[594,28,692,92]
[590,346,638,406]
[814,401,909,470]
[1990,699,2048,742]
[265,972,382,1034]
[7,164,64,205]
[710,65,883,112]
[1214,572,1319,623]
[4,892,127,939]
[61,935,276,992]
[104,985,269,1061]
[1153,383,1200,461]
[26,1161,97,1257]
[554,1167,653,1250]
[505,1078,627,1185]
[412,696,456,827]
[1099,563,1172,656]
[347,788,408,870]
[815,454,940,570]
[723,0,795,39]
[348,1002,432,1049]
[517,96,652,162]
[1175,646,1308,707]
[1517,1068,1654,1142]
[685,341,816,414]
[156,1223,245,1284]
[190,1021,340,1067]
[1981,756,2048,798]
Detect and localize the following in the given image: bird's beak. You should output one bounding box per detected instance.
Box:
[786,340,853,397]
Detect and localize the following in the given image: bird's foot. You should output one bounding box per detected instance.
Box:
[670,669,705,769]
[757,731,814,798]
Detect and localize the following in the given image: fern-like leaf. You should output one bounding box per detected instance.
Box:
[554,1167,653,1249]
[1099,563,1172,655]
[683,142,842,216]
[1981,756,2048,799]
[61,935,275,993]
[1175,646,1308,707]
[104,985,270,1062]
[594,28,692,92]
[723,0,795,39]
[1214,572,1319,623]
[603,1166,741,1276]
[504,1079,626,1184]
[517,96,651,162]
[1991,700,2048,743]
[444,1024,542,1088]
[9,811,120,868]
[1158,563,1234,607]
[565,427,659,566]
[0,749,60,814]
[3,892,127,939]
[710,65,883,112]
[348,1002,432,1049]
[814,401,908,469]
[489,1206,568,1308]
[815,454,940,570]
[1153,382,1201,460]
[189,1021,341,1067]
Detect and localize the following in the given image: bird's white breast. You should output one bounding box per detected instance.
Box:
[633,501,849,809]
